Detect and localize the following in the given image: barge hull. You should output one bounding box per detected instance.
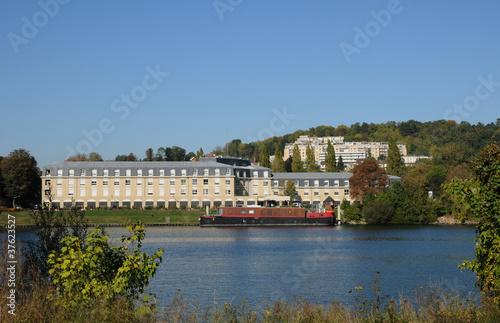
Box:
[200,216,334,227]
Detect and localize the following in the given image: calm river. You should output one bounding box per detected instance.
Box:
[10,225,478,308]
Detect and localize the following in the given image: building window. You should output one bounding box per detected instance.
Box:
[69,189,75,196]
[159,178,164,186]
[80,169,85,176]
[159,188,164,196]
[314,180,319,187]
[126,169,131,176]
[114,169,120,176]
[57,169,63,176]
[148,179,153,186]
[192,178,198,185]
[91,179,97,186]
[263,181,268,186]
[170,179,175,186]
[253,188,258,195]
[304,180,309,187]
[137,188,142,196]
[193,168,198,176]
[126,188,131,196]
[214,178,220,185]
[103,169,108,176]
[57,189,62,196]
[114,179,119,185]
[314,189,319,196]
[225,189,231,195]
[91,189,96,197]
[159,169,165,176]
[204,169,209,176]
[203,178,209,185]
[103,188,108,196]
[253,180,258,186]
[80,189,85,196]
[215,168,220,176]
[334,190,339,196]
[273,180,279,187]
[192,188,198,195]
[264,188,269,195]
[253,171,258,178]
[170,169,175,176]
[181,169,187,176]
[225,179,231,185]
[226,168,231,176]
[137,179,142,186]
[170,188,175,195]
[203,188,209,195]
[181,179,186,186]
[148,189,153,196]
[334,180,339,186]
[273,190,279,195]
[304,190,309,196]
[137,169,143,176]
[114,188,120,196]
[344,189,349,195]
[324,190,329,196]
[125,179,131,185]
[57,179,62,186]
[214,187,220,195]
[264,171,269,178]
[46,169,51,176]
[148,169,154,176]
[69,169,74,176]
[344,180,349,187]
[80,179,85,186]
[103,179,108,186]
[92,169,97,176]
[324,180,329,187]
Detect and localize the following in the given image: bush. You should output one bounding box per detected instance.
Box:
[362,199,395,224]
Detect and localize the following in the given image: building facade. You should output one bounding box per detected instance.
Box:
[283,136,408,170]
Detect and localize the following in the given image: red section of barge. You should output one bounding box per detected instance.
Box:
[200,206,336,227]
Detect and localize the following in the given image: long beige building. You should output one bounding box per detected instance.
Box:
[41,156,399,210]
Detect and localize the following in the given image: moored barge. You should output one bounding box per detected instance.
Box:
[200,205,336,227]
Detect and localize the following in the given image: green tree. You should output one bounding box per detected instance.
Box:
[0,149,41,207]
[196,147,204,160]
[337,156,345,171]
[115,154,128,161]
[325,140,338,172]
[272,144,286,172]
[445,144,500,304]
[145,148,154,161]
[48,220,163,309]
[387,137,403,176]
[305,145,320,172]
[292,145,304,172]
[66,153,88,161]
[259,145,271,168]
[362,199,395,224]
[88,152,103,161]
[283,179,296,198]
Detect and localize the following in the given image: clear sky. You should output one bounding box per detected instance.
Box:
[1,1,500,168]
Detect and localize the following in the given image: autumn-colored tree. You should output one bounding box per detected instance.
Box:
[126,153,137,161]
[325,140,338,172]
[349,159,388,202]
[66,153,88,161]
[88,152,103,161]
[292,145,304,172]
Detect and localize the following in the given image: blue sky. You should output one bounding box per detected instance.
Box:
[1,1,500,168]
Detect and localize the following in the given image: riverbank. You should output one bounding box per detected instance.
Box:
[0,208,201,227]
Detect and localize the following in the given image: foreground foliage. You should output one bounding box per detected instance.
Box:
[446,143,500,304]
[47,220,164,309]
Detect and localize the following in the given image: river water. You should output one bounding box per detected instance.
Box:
[9,225,478,308]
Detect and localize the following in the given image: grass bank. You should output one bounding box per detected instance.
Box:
[0,208,202,226]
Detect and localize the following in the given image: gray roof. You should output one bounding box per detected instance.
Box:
[272,172,353,180]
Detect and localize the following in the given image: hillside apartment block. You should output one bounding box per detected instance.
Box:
[283,135,411,170]
[41,156,401,210]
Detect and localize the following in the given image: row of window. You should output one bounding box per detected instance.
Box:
[54,188,349,198]
[51,168,246,177]
[55,187,233,197]
[51,178,233,186]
